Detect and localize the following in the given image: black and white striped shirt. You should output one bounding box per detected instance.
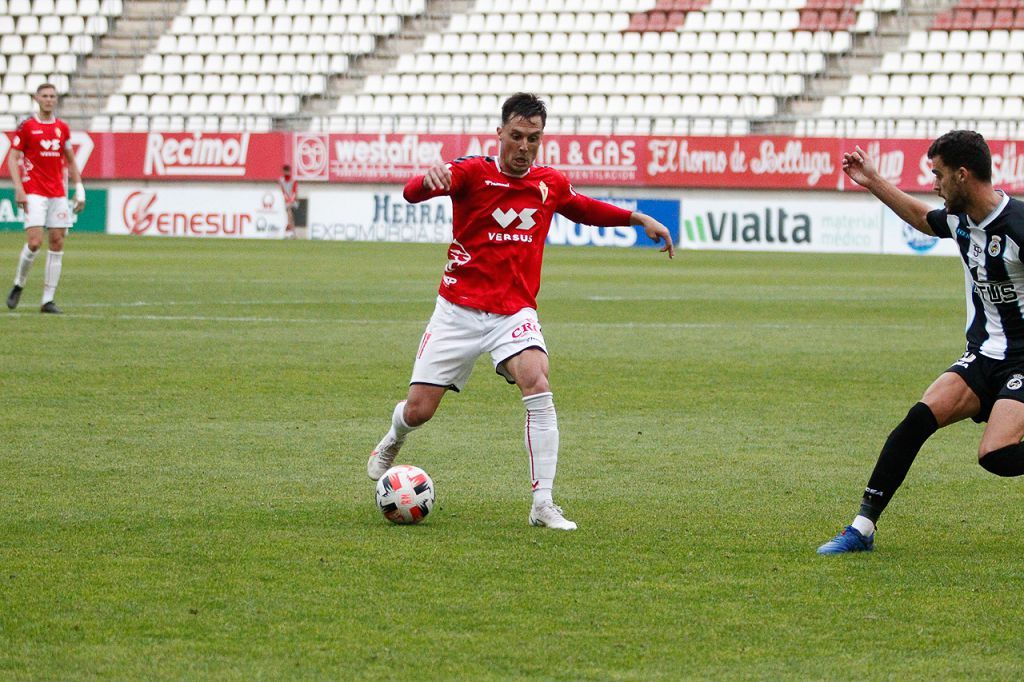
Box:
[929,192,1024,360]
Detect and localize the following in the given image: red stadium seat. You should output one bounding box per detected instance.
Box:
[951,8,974,29]
[628,13,648,31]
[647,11,668,31]
[931,10,954,29]
[1015,7,1024,27]
[818,9,839,30]
[838,9,856,28]
[993,7,1014,27]
[973,8,995,27]
[666,10,686,27]
[798,9,820,30]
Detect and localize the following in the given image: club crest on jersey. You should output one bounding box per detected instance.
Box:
[1008,374,1024,391]
[988,235,1003,257]
[446,239,471,272]
[539,181,548,204]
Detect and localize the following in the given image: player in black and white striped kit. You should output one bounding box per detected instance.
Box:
[819,130,1024,554]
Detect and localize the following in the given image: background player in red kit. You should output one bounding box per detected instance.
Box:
[278,164,298,238]
[366,93,675,530]
[6,83,85,314]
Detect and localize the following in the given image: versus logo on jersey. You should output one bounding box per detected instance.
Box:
[489,208,537,242]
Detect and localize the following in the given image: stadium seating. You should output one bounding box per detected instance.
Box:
[4,0,1023,136]
[328,0,883,134]
[0,0,120,129]
[799,0,1024,137]
[91,0,425,131]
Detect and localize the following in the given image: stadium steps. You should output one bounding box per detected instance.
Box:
[276,0,474,129]
[762,0,959,134]
[62,0,185,120]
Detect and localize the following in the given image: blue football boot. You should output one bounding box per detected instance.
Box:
[816,525,874,555]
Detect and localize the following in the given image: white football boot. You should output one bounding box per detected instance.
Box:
[528,500,578,531]
[367,434,401,481]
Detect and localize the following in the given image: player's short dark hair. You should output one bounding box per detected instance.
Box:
[501,93,546,127]
[928,130,992,182]
[36,83,57,94]
[282,164,291,171]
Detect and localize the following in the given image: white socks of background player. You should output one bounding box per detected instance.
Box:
[524,392,558,507]
[14,244,36,287]
[42,250,63,304]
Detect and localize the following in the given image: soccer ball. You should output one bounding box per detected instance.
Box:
[375,464,435,524]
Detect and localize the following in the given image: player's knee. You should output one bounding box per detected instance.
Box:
[26,237,42,251]
[520,375,550,395]
[402,400,436,427]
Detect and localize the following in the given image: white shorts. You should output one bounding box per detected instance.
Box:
[24,195,73,229]
[410,296,548,392]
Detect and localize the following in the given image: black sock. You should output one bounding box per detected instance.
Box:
[858,402,939,522]
[979,443,1024,477]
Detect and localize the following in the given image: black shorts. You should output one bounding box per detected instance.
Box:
[945,351,1024,423]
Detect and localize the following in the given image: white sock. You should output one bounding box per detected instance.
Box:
[851,515,876,537]
[14,244,36,287]
[42,250,62,304]
[524,392,558,506]
[388,400,416,444]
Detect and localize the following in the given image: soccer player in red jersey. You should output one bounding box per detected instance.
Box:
[367,93,675,530]
[6,83,85,314]
[278,164,298,239]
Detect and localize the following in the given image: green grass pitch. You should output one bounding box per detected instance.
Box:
[2,233,1023,679]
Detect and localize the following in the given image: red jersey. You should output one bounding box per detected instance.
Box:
[11,116,72,198]
[278,176,298,205]
[404,156,633,315]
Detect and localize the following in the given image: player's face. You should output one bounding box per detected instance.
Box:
[496,115,544,176]
[930,155,967,213]
[34,88,57,115]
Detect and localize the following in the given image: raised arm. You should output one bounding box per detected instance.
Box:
[404,163,454,204]
[843,145,934,236]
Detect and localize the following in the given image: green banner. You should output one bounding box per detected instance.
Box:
[0,188,107,232]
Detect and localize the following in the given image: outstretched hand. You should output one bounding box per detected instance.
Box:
[637,215,675,259]
[842,145,878,187]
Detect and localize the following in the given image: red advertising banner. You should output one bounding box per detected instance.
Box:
[3,130,1024,193]
[0,131,288,181]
